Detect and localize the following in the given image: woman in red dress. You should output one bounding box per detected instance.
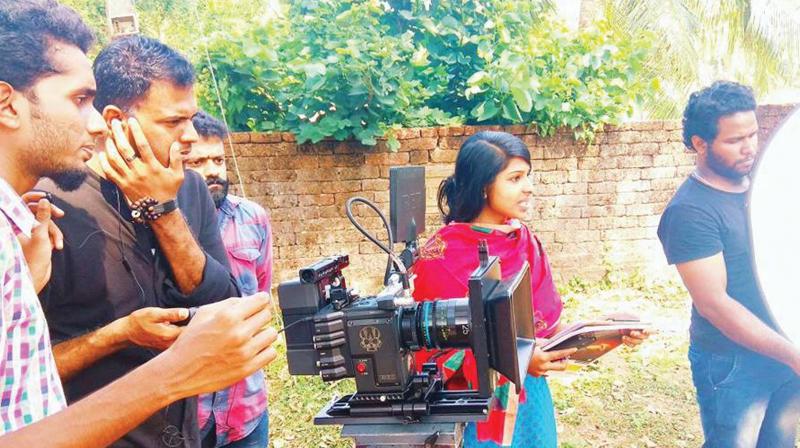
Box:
[412,131,647,447]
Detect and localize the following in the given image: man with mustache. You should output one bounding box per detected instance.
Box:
[658,81,800,447]
[36,36,242,446]
[185,111,272,448]
[0,1,277,446]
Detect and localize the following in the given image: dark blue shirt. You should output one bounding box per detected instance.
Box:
[658,176,778,356]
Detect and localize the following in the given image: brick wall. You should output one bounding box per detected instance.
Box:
[226,104,796,292]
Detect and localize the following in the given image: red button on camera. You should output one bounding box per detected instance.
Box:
[356,362,367,374]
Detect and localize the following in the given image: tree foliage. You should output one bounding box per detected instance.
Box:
[199,0,651,146]
[603,0,800,118]
[62,0,652,147]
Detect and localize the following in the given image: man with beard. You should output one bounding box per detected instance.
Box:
[36,36,241,447]
[186,111,271,448]
[658,81,800,447]
[0,1,277,446]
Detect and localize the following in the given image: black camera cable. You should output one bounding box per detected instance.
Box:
[344,197,409,290]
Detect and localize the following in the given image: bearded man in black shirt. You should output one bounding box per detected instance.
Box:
[658,81,800,448]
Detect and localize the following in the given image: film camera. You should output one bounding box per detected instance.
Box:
[278,167,536,428]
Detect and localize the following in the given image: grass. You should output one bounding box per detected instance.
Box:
[265,272,703,447]
[551,274,701,448]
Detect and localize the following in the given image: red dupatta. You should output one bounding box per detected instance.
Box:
[411,221,562,445]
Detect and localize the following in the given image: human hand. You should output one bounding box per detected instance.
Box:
[96,118,183,203]
[159,293,278,397]
[121,307,189,351]
[17,195,64,292]
[622,329,653,348]
[527,346,578,377]
[601,312,653,348]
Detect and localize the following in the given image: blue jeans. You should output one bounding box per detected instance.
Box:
[202,411,268,448]
[688,345,800,448]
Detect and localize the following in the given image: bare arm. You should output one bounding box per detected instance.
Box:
[0,294,278,448]
[676,253,800,372]
[52,319,127,382]
[149,211,205,293]
[0,352,177,448]
[53,307,188,381]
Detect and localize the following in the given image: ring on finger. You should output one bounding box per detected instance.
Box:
[124,154,138,163]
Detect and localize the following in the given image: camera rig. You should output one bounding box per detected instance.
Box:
[278,166,536,433]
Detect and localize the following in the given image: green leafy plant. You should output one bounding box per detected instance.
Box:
[463,17,652,141]
[197,0,651,146]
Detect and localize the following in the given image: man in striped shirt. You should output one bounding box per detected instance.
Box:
[187,111,272,448]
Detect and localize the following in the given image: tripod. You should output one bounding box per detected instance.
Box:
[342,422,464,448]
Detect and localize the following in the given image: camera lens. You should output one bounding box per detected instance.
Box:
[402,299,471,350]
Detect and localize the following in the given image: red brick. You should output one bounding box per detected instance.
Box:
[362,179,390,191]
[439,126,464,136]
[553,206,583,218]
[616,180,650,192]
[462,125,481,135]
[251,132,282,143]
[279,245,320,259]
[273,231,296,246]
[409,150,429,164]
[641,167,677,179]
[231,132,251,143]
[420,128,437,138]
[333,141,364,155]
[502,124,528,135]
[567,170,589,183]
[234,144,271,158]
[297,141,335,155]
[263,194,298,209]
[364,152,410,166]
[578,158,600,170]
[316,154,365,168]
[298,194,335,207]
[535,184,563,196]
[400,137,439,151]
[563,183,588,194]
[395,128,421,140]
[430,148,458,163]
[588,183,615,194]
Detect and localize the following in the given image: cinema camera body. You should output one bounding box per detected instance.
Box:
[278,167,536,426]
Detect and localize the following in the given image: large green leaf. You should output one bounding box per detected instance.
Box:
[510,86,533,112]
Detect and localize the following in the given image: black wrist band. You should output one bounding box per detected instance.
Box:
[130,197,178,225]
[150,199,178,218]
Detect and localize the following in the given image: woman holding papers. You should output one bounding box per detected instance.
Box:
[411,131,649,447]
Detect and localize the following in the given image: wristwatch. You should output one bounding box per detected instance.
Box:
[130,197,178,225]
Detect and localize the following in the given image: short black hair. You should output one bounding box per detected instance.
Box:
[682,81,757,151]
[438,131,531,224]
[93,35,195,111]
[193,110,229,141]
[0,0,94,91]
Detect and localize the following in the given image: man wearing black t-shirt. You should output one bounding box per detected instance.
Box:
[658,81,800,447]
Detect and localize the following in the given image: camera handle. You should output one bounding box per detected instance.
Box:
[340,422,464,448]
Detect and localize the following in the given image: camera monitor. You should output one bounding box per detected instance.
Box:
[484,264,535,394]
[390,166,426,243]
